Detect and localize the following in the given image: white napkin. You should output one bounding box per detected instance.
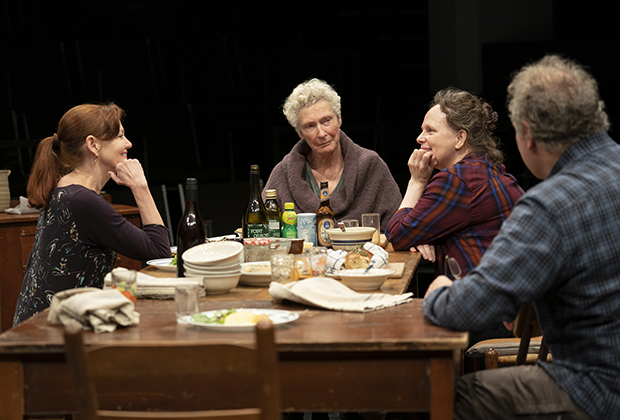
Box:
[4,196,39,214]
[103,267,206,299]
[48,287,139,333]
[326,242,389,275]
[269,277,413,312]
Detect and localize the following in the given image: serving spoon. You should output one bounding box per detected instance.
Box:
[362,259,376,274]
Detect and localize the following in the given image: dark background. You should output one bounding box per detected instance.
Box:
[2,1,618,239]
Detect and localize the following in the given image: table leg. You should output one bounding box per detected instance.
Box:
[430,356,454,420]
[0,361,25,419]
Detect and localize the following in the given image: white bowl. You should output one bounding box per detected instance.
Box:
[182,241,244,266]
[184,265,241,277]
[326,227,376,251]
[183,258,242,271]
[239,262,272,286]
[338,268,395,291]
[185,272,241,295]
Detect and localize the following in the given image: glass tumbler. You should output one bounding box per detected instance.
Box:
[306,247,328,277]
[111,269,138,304]
[362,213,381,244]
[175,283,200,323]
[270,254,296,283]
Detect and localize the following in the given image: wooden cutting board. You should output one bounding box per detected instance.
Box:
[387,262,405,278]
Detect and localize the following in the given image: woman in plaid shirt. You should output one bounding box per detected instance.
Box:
[387,88,524,279]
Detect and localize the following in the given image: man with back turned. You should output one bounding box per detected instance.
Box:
[423,54,620,419]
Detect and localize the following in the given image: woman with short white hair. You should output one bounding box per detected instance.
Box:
[263,78,401,231]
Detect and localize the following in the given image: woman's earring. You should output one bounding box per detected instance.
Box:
[94,156,98,164]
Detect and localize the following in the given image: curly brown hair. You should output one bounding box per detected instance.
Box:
[432,87,504,164]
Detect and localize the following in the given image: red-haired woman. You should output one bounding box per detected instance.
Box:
[13,103,170,326]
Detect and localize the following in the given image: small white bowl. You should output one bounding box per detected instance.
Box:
[182,241,244,266]
[185,272,241,295]
[326,227,376,251]
[338,268,395,291]
[240,261,272,286]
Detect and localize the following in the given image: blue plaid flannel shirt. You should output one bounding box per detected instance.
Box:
[424,131,620,420]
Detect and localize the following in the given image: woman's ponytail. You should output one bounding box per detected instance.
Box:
[27,135,61,209]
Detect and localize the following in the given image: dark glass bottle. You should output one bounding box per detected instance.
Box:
[316,181,336,247]
[176,178,206,277]
[264,189,282,237]
[243,165,269,238]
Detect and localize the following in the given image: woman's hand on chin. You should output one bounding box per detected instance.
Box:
[408,149,437,184]
[108,159,148,190]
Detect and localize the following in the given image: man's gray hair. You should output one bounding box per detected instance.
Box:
[507,54,609,151]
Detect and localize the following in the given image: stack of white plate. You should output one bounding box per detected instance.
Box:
[182,241,244,294]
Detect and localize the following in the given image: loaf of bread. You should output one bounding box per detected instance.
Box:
[344,249,374,269]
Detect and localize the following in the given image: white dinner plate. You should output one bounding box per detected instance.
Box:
[182,308,299,332]
[147,258,177,272]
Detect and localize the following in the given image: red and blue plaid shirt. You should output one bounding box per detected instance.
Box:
[387,155,524,277]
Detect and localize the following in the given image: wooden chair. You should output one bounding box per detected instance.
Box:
[465,303,551,371]
[63,320,281,420]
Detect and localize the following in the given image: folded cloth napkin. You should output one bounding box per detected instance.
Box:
[326,242,389,275]
[104,267,206,299]
[4,196,39,214]
[269,277,413,312]
[48,287,139,333]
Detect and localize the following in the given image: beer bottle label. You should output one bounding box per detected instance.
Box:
[247,224,269,238]
[317,218,335,246]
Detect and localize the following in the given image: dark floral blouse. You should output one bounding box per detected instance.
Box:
[13,185,170,326]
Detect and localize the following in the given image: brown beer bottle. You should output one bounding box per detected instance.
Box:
[316,181,336,247]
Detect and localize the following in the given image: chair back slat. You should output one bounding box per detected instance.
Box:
[63,319,281,420]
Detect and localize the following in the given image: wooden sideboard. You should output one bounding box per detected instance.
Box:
[0,202,143,332]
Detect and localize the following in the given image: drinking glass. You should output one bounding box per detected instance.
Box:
[306,247,328,277]
[111,269,138,304]
[294,254,313,279]
[175,283,200,323]
[361,213,381,244]
[270,254,296,283]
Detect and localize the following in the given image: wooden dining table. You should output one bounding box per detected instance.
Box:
[0,248,469,420]
[142,247,422,299]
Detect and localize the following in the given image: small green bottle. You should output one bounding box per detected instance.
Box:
[264,189,282,238]
[281,202,298,238]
